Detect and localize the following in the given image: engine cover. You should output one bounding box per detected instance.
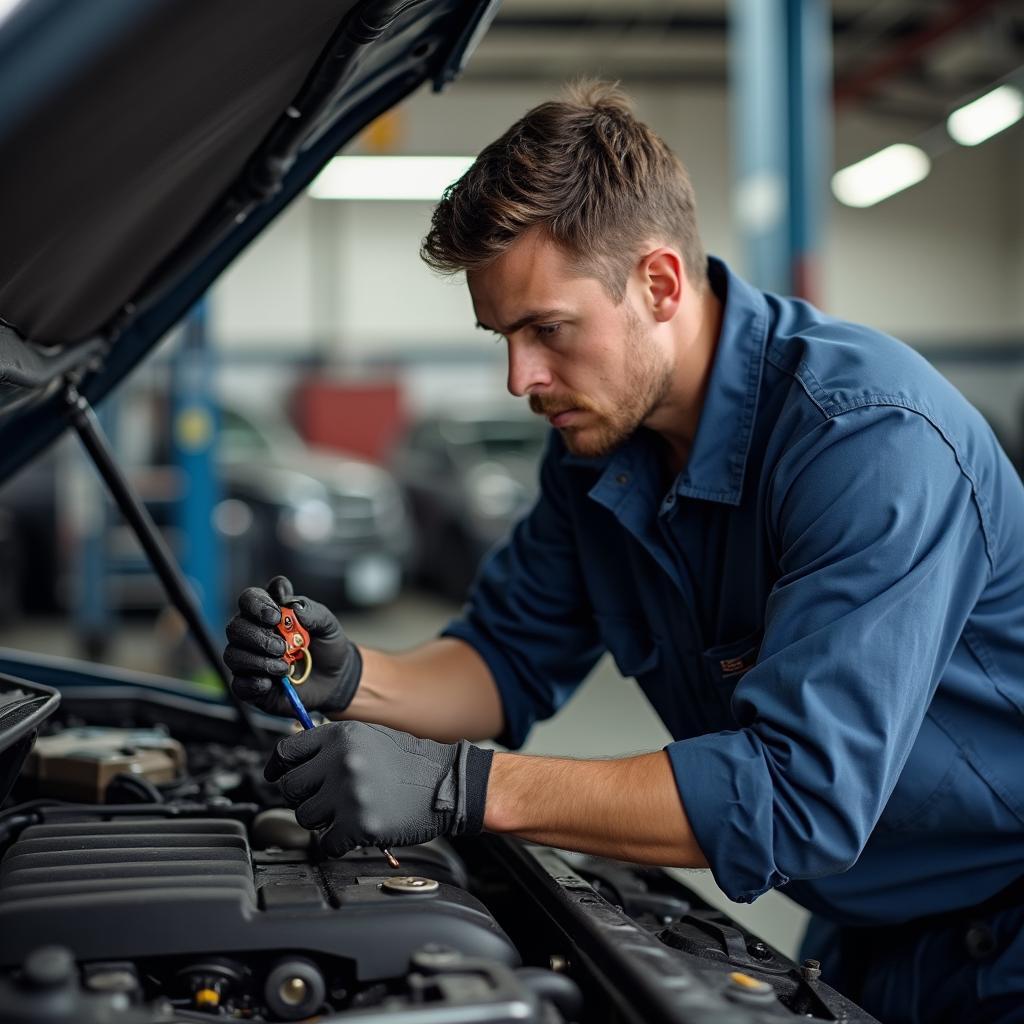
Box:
[0,818,518,980]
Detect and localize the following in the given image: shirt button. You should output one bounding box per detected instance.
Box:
[616,473,629,485]
[666,493,675,504]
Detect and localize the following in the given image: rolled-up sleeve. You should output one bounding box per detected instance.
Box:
[666,405,992,902]
[442,436,604,749]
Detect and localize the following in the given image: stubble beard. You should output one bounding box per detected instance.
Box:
[554,308,673,459]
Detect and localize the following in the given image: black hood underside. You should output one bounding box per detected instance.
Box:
[0,0,497,477]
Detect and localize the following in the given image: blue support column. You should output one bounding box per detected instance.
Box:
[786,0,832,304]
[730,0,831,300]
[171,300,223,633]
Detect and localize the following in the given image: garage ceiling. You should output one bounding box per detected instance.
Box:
[467,0,1024,125]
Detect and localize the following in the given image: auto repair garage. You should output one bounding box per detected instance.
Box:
[0,2,1022,1022]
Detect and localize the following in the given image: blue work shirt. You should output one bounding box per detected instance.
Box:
[442,257,1024,927]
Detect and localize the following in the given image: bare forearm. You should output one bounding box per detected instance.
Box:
[484,750,708,868]
[333,637,504,743]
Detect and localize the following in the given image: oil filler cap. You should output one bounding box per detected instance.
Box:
[725,971,775,1005]
[382,876,439,894]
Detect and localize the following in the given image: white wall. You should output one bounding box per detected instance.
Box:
[210,79,1023,363]
[213,197,317,346]
[826,109,1022,337]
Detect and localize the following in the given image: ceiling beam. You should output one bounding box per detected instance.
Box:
[833,0,1007,107]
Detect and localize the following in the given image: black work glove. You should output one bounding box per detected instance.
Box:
[264,721,494,857]
[223,575,362,718]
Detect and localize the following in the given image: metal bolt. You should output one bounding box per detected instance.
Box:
[279,977,307,1007]
[292,633,304,646]
[549,954,569,972]
[85,969,138,994]
[800,958,822,981]
[412,945,461,970]
[382,876,439,894]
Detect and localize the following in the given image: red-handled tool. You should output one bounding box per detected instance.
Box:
[277,607,312,683]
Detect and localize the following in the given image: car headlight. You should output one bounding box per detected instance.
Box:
[467,463,524,521]
[278,498,335,545]
[213,498,254,538]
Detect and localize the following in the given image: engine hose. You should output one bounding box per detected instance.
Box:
[516,966,584,1019]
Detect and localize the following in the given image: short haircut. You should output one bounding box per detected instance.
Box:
[421,80,707,301]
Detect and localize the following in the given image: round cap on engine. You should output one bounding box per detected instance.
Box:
[264,959,325,1021]
[23,948,75,990]
[382,875,439,894]
[725,971,775,1005]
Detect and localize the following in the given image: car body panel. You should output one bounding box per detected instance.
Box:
[392,412,547,595]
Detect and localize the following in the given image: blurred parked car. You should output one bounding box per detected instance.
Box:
[215,403,413,608]
[13,397,412,617]
[391,411,548,597]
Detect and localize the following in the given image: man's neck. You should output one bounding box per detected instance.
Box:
[646,281,724,477]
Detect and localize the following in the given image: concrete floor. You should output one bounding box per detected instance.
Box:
[0,587,809,958]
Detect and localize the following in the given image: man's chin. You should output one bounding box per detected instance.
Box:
[559,423,630,459]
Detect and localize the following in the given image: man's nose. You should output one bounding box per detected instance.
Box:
[506,340,552,398]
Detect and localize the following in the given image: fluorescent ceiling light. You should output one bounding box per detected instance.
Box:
[0,0,27,28]
[308,155,475,201]
[947,84,1024,146]
[831,144,931,208]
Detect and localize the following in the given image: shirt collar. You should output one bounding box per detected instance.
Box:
[675,257,769,506]
[560,257,769,507]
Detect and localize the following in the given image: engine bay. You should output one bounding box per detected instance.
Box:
[0,670,878,1023]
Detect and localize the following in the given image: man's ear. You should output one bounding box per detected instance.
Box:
[638,247,683,323]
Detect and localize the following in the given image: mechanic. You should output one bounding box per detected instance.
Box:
[224,82,1024,1022]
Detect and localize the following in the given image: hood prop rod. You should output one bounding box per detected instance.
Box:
[64,384,264,745]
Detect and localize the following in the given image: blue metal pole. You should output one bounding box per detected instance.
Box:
[171,300,223,631]
[730,0,790,295]
[786,0,832,303]
[730,0,831,299]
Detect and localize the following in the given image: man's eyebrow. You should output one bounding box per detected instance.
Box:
[475,309,568,335]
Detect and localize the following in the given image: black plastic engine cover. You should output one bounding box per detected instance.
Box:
[0,818,517,980]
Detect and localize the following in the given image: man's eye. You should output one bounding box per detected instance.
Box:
[535,323,561,338]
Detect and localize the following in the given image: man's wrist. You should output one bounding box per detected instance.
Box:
[482,752,519,833]
[323,644,363,713]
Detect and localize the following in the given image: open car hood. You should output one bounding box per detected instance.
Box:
[0,0,499,479]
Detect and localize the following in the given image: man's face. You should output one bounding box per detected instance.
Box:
[468,231,674,458]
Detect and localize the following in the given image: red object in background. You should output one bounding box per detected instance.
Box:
[292,378,406,464]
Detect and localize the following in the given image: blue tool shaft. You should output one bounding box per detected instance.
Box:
[279,675,316,730]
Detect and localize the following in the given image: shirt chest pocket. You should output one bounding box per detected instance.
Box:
[595,614,660,678]
[701,630,763,724]
[702,630,763,682]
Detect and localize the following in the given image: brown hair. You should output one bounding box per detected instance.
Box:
[421,80,706,301]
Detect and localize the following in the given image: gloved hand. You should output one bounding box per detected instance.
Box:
[223,575,362,717]
[264,720,494,857]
